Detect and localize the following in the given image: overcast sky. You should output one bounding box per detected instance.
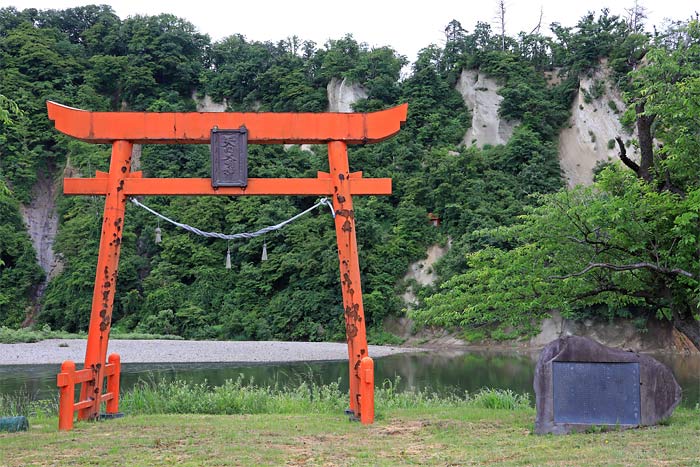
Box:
[2,1,696,62]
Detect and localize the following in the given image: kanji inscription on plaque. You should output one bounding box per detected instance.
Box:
[553,361,641,425]
[211,127,248,187]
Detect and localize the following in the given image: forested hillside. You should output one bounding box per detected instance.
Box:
[0,6,697,347]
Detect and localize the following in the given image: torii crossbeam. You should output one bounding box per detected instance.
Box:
[47,101,407,430]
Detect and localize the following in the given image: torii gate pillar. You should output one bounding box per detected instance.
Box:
[47,101,407,429]
[79,140,133,420]
[329,141,370,418]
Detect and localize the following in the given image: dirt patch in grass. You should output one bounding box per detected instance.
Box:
[372,419,428,436]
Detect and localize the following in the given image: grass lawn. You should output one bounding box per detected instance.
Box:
[1,407,698,466]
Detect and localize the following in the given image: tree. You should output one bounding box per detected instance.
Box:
[4,4,695,346]
[550,10,628,72]
[34,5,118,45]
[415,168,699,343]
[495,0,507,51]
[625,0,648,33]
[318,34,362,80]
[618,20,700,193]
[0,94,19,125]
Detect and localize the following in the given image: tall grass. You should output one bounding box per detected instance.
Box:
[1,376,532,419]
[0,390,56,418]
[123,376,348,415]
[469,388,531,410]
[121,376,532,415]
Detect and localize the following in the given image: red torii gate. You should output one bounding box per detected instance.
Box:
[47,100,407,430]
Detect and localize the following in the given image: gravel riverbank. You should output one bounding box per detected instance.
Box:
[0,339,420,365]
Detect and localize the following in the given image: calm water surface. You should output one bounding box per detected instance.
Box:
[1,350,698,407]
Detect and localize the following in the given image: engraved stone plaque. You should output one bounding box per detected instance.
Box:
[534,336,682,434]
[211,127,248,187]
[553,362,640,425]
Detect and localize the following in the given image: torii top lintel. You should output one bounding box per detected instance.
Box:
[46,101,408,145]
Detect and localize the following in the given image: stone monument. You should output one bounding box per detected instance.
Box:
[534,335,682,434]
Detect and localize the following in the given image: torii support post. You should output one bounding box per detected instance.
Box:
[47,101,407,428]
[78,140,132,420]
[328,141,371,422]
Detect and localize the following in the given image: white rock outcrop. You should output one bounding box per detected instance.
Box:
[192,92,227,112]
[402,242,450,306]
[283,144,313,154]
[327,77,368,113]
[455,69,517,147]
[558,62,639,187]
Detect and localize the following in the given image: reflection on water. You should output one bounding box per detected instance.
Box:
[0,350,698,408]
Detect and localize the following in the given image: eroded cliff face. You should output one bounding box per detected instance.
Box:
[558,63,639,187]
[402,242,450,307]
[530,311,699,354]
[20,172,60,280]
[20,169,62,324]
[19,145,143,323]
[401,65,634,308]
[327,77,368,112]
[455,69,517,148]
[455,63,637,187]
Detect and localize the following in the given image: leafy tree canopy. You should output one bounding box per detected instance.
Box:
[416,19,700,347]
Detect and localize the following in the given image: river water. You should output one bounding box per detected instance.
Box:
[1,350,698,407]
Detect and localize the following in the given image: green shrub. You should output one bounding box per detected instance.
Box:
[111,332,184,340]
[0,327,43,344]
[0,325,181,343]
[367,327,405,345]
[469,388,531,410]
[0,325,82,343]
[582,89,593,104]
[590,79,606,99]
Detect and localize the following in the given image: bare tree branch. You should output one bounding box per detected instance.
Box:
[574,285,657,301]
[550,261,694,279]
[496,0,507,51]
[635,102,656,182]
[529,7,543,35]
[615,136,640,174]
[564,233,634,257]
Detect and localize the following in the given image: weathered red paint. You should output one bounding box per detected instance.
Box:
[57,354,121,431]
[78,140,132,421]
[57,360,75,431]
[63,176,392,196]
[105,354,121,414]
[359,357,375,424]
[48,101,407,430]
[47,100,407,144]
[328,141,371,420]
